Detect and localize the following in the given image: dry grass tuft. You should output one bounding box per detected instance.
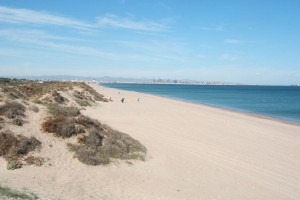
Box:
[80,83,109,102]
[76,115,100,130]
[25,156,45,166]
[68,124,147,165]
[52,90,69,104]
[0,101,26,119]
[29,105,39,113]
[0,185,39,199]
[42,116,79,138]
[47,104,80,117]
[42,104,82,138]
[0,131,41,169]
[12,118,25,126]
[76,99,92,107]
[1,86,26,100]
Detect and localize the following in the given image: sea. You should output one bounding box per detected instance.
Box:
[102,83,300,124]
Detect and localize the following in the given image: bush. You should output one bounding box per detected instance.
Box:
[0,185,38,199]
[12,118,25,126]
[7,160,22,170]
[25,156,45,166]
[47,104,80,117]
[80,83,109,102]
[0,131,41,169]
[68,124,147,165]
[76,100,92,107]
[76,115,100,130]
[0,131,18,157]
[32,98,43,104]
[0,101,26,119]
[73,90,86,100]
[52,90,67,104]
[1,86,26,100]
[68,144,110,165]
[29,105,39,113]
[42,116,80,138]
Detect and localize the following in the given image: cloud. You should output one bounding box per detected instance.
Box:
[28,39,118,59]
[225,39,245,44]
[220,53,237,61]
[0,29,85,42]
[0,29,118,59]
[0,6,94,29]
[0,6,169,33]
[0,29,165,62]
[97,14,167,32]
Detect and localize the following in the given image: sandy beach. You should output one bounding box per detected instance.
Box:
[1,83,300,200]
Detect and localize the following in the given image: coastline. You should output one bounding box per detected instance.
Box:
[100,84,300,127]
[1,82,300,200]
[88,84,300,200]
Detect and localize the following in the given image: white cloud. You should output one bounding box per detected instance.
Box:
[225,39,245,44]
[0,29,85,41]
[97,14,167,32]
[0,29,118,59]
[0,6,169,33]
[0,6,94,29]
[220,53,237,61]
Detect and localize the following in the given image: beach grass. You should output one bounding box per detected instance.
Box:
[0,185,38,199]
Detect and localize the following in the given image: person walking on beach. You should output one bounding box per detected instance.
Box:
[121,98,125,103]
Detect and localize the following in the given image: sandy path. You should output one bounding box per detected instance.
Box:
[1,84,300,200]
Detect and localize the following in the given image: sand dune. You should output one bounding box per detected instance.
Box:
[1,84,300,199]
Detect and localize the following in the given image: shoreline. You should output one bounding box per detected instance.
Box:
[89,84,300,200]
[1,82,300,200]
[100,84,300,127]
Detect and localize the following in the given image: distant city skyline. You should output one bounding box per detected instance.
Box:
[0,0,300,85]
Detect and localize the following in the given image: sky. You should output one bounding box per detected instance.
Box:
[0,0,299,85]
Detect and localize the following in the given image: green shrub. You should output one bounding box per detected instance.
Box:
[7,160,22,170]
[0,185,38,199]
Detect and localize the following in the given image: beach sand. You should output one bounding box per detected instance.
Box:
[1,84,300,200]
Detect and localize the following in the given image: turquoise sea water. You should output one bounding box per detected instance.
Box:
[102,83,300,124]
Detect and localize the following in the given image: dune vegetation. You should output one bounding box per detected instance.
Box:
[0,78,146,170]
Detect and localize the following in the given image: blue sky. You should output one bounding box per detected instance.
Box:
[0,0,299,85]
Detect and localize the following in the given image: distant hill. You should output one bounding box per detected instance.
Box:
[1,75,152,83]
